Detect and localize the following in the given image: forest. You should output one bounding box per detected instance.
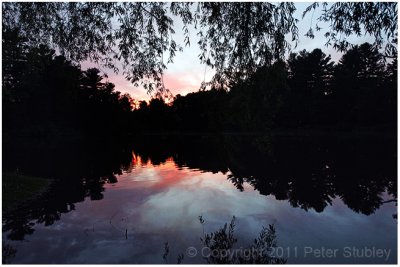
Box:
[3,2,397,136]
[3,29,134,136]
[3,28,397,135]
[135,43,396,132]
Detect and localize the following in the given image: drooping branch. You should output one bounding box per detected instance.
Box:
[303,2,397,58]
[2,2,397,93]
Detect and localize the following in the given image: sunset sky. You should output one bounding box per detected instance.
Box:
[83,3,375,102]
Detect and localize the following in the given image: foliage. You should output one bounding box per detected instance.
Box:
[2,31,134,135]
[3,28,396,136]
[285,48,335,126]
[199,216,286,264]
[196,3,298,89]
[3,2,397,92]
[332,43,394,125]
[3,172,50,212]
[228,61,289,130]
[303,2,397,58]
[131,42,396,132]
[162,216,286,264]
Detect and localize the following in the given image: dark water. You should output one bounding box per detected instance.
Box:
[2,133,397,264]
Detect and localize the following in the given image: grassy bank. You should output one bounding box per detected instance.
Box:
[3,173,50,211]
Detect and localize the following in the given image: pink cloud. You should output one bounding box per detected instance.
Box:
[162,71,204,96]
[105,73,151,101]
[106,70,215,101]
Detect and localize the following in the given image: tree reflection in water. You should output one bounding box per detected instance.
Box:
[2,134,397,243]
[132,134,396,216]
[3,137,133,240]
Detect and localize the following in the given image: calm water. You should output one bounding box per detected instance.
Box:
[3,134,397,264]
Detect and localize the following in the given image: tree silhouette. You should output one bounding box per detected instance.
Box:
[3,2,397,92]
[303,2,397,57]
[286,48,335,126]
[382,52,397,124]
[2,8,396,133]
[2,33,134,136]
[332,43,388,125]
[126,41,396,133]
[81,68,104,91]
[228,61,289,130]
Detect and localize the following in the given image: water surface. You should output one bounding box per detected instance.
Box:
[3,134,397,264]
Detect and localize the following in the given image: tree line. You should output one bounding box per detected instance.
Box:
[3,29,135,136]
[3,30,397,135]
[133,42,397,132]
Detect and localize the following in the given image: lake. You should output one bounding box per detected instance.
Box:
[2,133,397,264]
